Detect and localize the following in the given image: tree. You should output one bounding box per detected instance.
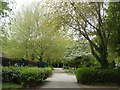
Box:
[0,0,12,17]
[3,2,70,63]
[0,0,12,40]
[107,2,120,67]
[107,2,120,55]
[64,39,94,68]
[49,2,111,69]
[0,0,14,53]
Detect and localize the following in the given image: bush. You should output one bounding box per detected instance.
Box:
[2,66,52,87]
[76,67,119,85]
[43,67,52,79]
[2,66,26,83]
[20,67,52,87]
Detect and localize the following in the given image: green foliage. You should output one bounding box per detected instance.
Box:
[20,68,43,87]
[76,68,120,85]
[2,66,52,87]
[2,83,23,89]
[64,68,76,75]
[1,1,120,69]
[0,0,12,17]
[20,67,52,87]
[2,2,70,64]
[0,0,14,50]
[63,66,69,69]
[2,66,25,83]
[50,2,114,69]
[107,2,120,62]
[44,67,52,78]
[64,39,94,68]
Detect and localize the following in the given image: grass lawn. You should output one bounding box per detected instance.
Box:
[2,83,23,89]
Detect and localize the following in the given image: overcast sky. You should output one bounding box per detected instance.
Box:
[7,0,120,14]
[14,0,36,10]
[14,0,120,10]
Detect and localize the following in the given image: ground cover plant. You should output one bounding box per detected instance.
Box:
[2,83,23,89]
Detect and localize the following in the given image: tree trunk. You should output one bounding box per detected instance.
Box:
[101,49,109,69]
[89,41,109,69]
[99,57,109,69]
[39,52,43,61]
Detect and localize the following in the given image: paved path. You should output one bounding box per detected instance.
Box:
[36,68,119,90]
[39,68,82,88]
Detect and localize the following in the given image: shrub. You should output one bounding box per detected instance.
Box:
[2,66,52,87]
[76,67,119,85]
[43,67,52,79]
[2,66,26,83]
[20,68,43,87]
[20,67,52,87]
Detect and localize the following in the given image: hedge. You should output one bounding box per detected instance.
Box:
[20,67,52,87]
[2,66,52,87]
[2,57,38,66]
[76,67,120,85]
[2,66,26,83]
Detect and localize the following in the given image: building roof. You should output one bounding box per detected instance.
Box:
[0,50,10,58]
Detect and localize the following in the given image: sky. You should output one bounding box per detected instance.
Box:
[13,0,120,10]
[14,0,36,10]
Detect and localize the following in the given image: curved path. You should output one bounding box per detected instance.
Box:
[39,68,82,88]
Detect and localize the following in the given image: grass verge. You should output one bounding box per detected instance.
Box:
[2,83,23,89]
